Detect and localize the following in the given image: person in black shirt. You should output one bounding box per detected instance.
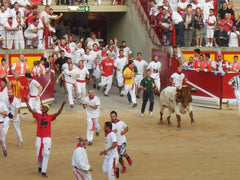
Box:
[218,2,231,20]
[55,50,68,74]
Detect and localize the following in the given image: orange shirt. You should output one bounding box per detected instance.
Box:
[10,80,25,98]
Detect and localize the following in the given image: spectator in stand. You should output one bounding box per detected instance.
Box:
[177,0,188,17]
[205,53,216,72]
[0,5,8,48]
[10,2,24,19]
[24,18,39,49]
[193,48,201,62]
[195,54,206,72]
[227,0,236,24]
[214,24,228,47]
[194,7,204,47]
[3,16,18,49]
[171,8,185,47]
[87,32,100,50]
[191,0,201,14]
[11,54,29,75]
[202,0,214,44]
[183,5,194,47]
[31,60,46,77]
[228,25,240,47]
[229,55,240,72]
[206,8,216,47]
[215,53,229,76]
[236,15,240,30]
[149,0,160,24]
[220,13,233,33]
[15,11,25,50]
[40,57,51,74]
[218,2,231,21]
[27,11,38,26]
[187,56,194,68]
[0,58,9,78]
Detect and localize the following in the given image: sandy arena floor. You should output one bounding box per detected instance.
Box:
[1,83,240,180]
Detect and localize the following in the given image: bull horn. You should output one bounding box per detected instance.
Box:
[191,88,197,93]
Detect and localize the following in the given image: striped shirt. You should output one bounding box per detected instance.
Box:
[229,75,240,91]
[10,80,25,98]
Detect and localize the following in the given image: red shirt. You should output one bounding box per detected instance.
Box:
[33,112,56,137]
[99,59,114,77]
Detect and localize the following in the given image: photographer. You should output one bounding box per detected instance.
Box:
[228,25,240,47]
[194,7,204,47]
[183,5,194,47]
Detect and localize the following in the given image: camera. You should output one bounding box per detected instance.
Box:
[8,112,13,119]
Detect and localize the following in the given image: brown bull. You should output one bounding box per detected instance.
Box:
[159,86,197,130]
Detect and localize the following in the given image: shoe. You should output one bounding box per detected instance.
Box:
[93,84,96,89]
[88,141,92,145]
[127,157,132,165]
[136,95,140,99]
[70,105,74,108]
[122,167,126,173]
[141,113,144,117]
[149,112,153,116]
[18,141,23,147]
[38,167,42,173]
[96,131,99,136]
[3,150,7,157]
[226,100,229,108]
[116,167,120,178]
[104,93,108,97]
[42,172,48,178]
[120,94,123,97]
[132,103,137,108]
[97,86,100,90]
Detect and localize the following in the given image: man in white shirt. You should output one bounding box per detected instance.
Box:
[0,100,8,157]
[87,33,100,50]
[228,25,240,47]
[24,18,39,48]
[100,121,119,180]
[90,43,101,89]
[83,48,94,78]
[25,73,43,113]
[0,78,8,103]
[14,11,25,49]
[73,42,85,66]
[0,4,9,41]
[76,60,89,101]
[122,41,132,58]
[133,52,148,98]
[169,67,186,87]
[4,89,23,147]
[72,136,93,180]
[3,16,18,49]
[110,111,132,174]
[114,50,128,93]
[82,90,100,145]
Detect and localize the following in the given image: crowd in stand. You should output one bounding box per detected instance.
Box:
[149,0,240,47]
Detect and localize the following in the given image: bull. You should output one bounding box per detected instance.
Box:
[159,86,197,130]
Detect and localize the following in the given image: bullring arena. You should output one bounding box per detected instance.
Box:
[1,83,240,180]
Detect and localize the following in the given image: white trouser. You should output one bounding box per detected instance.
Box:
[154,77,161,90]
[29,97,41,113]
[86,116,100,142]
[14,30,25,49]
[116,75,124,87]
[43,0,52,5]
[66,82,76,105]
[98,75,113,95]
[73,167,92,180]
[93,66,101,79]
[121,83,136,104]
[76,82,86,101]
[135,74,143,88]
[102,156,118,180]
[4,115,23,143]
[0,123,6,151]
[37,29,44,49]
[36,137,51,173]
[3,32,14,49]
[24,33,38,46]
[229,90,240,116]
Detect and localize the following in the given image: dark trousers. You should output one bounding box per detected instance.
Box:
[141,91,154,113]
[175,22,185,47]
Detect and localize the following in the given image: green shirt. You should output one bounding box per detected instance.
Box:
[140,77,155,92]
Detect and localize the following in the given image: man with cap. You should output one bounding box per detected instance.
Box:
[24,96,66,178]
[25,73,43,113]
[72,136,93,180]
[3,15,18,49]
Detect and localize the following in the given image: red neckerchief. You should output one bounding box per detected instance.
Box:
[16,18,21,24]
[76,143,82,148]
[108,49,112,53]
[0,85,6,92]
[45,10,49,14]
[128,66,134,71]
[28,78,33,85]
[102,52,107,57]
[89,95,94,100]
[182,0,186,2]
[65,48,71,53]
[8,96,14,104]
[193,2,198,5]
[60,44,65,48]
[136,59,142,62]
[93,49,99,52]
[118,55,124,58]
[111,119,120,124]
[209,14,214,17]
[105,130,113,137]
[78,66,84,70]
[8,21,12,26]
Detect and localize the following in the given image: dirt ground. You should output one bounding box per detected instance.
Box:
[1,84,240,180]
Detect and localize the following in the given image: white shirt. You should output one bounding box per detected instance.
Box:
[122,46,132,58]
[171,72,185,87]
[83,54,94,70]
[177,1,189,14]
[24,23,38,38]
[114,56,128,76]
[10,8,24,19]
[4,20,18,37]
[90,50,101,69]
[62,63,77,71]
[228,31,240,47]
[76,67,89,81]
[0,10,10,28]
[84,96,100,118]
[104,131,118,159]
[40,10,50,25]
[72,146,91,171]
[202,1,214,21]
[149,5,160,16]
[6,97,21,120]
[191,2,202,11]
[0,101,7,122]
[0,86,8,103]
[147,61,161,79]
[73,48,85,65]
[63,68,79,84]
[172,11,183,24]
[133,59,148,75]
[87,39,100,50]
[29,79,41,96]
[207,15,216,29]
[112,120,127,145]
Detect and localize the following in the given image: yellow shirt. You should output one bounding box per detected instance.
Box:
[10,80,25,98]
[123,67,135,85]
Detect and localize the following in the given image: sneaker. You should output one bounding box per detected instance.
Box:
[38,167,42,173]
[226,100,229,108]
[93,84,96,89]
[104,93,108,97]
[70,105,74,108]
[122,167,126,173]
[127,157,132,166]
[116,167,120,178]
[42,172,48,178]
[88,141,92,145]
[96,131,99,136]
[97,86,100,91]
[149,112,153,116]
[132,103,137,108]
[136,95,140,99]
[3,150,7,157]
[140,113,144,117]
[18,141,23,147]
